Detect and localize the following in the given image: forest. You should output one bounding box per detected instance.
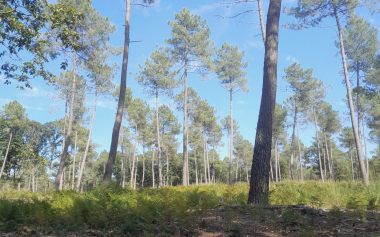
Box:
[1,0,380,236]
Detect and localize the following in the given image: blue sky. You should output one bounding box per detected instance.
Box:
[1,0,379,159]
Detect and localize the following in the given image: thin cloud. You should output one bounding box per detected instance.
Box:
[285,55,298,63]
[247,40,264,48]
[237,101,245,104]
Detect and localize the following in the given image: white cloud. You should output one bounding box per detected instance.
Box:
[191,3,219,15]
[17,86,49,98]
[97,100,116,110]
[237,101,245,104]
[285,55,298,63]
[0,98,11,107]
[247,40,264,48]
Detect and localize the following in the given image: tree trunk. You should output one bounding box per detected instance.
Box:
[257,0,266,43]
[333,3,368,186]
[313,105,324,182]
[362,116,369,180]
[203,131,207,184]
[349,149,354,182]
[195,150,199,185]
[166,151,169,186]
[134,141,140,189]
[329,135,334,180]
[54,50,77,190]
[76,89,98,192]
[274,137,278,182]
[103,0,131,183]
[71,127,77,190]
[130,127,138,189]
[269,157,274,182]
[229,87,234,185]
[182,50,189,187]
[248,0,281,204]
[212,146,215,184]
[278,139,281,182]
[0,131,12,180]
[121,125,125,188]
[296,123,303,182]
[290,97,298,180]
[152,147,155,187]
[142,149,145,188]
[323,130,332,180]
[206,138,211,183]
[322,146,327,180]
[156,85,163,187]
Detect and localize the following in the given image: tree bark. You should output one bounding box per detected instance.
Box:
[103,0,131,183]
[362,116,369,180]
[229,86,233,185]
[290,97,297,180]
[142,149,145,188]
[206,138,211,183]
[76,89,98,191]
[203,131,207,184]
[274,137,278,182]
[182,49,189,187]
[258,0,266,43]
[195,150,198,185]
[296,123,303,182]
[333,3,368,186]
[152,147,155,187]
[212,146,215,184]
[71,127,77,190]
[248,0,281,204]
[134,141,139,189]
[349,148,354,182]
[166,150,169,186]
[313,105,324,182]
[121,125,125,187]
[54,50,77,190]
[0,131,12,180]
[156,85,163,187]
[130,126,138,189]
[323,130,332,180]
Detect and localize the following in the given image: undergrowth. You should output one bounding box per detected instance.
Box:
[0,181,379,235]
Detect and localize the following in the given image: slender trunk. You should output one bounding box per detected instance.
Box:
[349,148,354,182]
[206,138,211,183]
[229,86,233,185]
[290,97,297,180]
[269,157,274,182]
[166,151,169,186]
[130,126,138,189]
[156,85,163,187]
[296,123,303,182]
[236,155,239,182]
[121,125,125,188]
[278,140,281,182]
[203,131,207,184]
[313,105,324,182]
[246,166,249,183]
[103,0,131,183]
[356,62,361,142]
[32,166,35,192]
[76,89,98,192]
[322,146,327,180]
[362,116,369,180]
[329,135,334,180]
[134,141,140,189]
[248,0,281,204]
[152,147,155,187]
[142,149,145,188]
[71,127,77,190]
[194,152,198,185]
[182,50,189,187]
[212,146,215,184]
[0,131,12,180]
[323,130,332,180]
[333,3,368,186]
[274,137,278,182]
[54,50,77,190]
[258,0,266,43]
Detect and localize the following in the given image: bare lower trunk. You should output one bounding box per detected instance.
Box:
[212,147,215,184]
[0,131,12,180]
[248,0,281,204]
[296,123,303,182]
[71,127,77,190]
[142,149,145,188]
[203,132,207,184]
[269,158,274,182]
[349,149,354,182]
[182,52,189,186]
[206,140,211,183]
[362,117,369,180]
[121,126,125,188]
[76,89,98,192]
[152,147,155,187]
[130,127,138,189]
[103,0,131,183]
[229,87,233,185]
[195,151,198,185]
[313,105,324,182]
[324,130,332,180]
[329,135,334,180]
[290,97,297,180]
[54,50,77,190]
[166,151,169,186]
[275,137,278,182]
[134,141,140,189]
[322,147,327,180]
[156,85,163,187]
[333,3,368,186]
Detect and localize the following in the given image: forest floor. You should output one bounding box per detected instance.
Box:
[1,204,380,237]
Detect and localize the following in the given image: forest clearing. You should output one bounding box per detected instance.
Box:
[3,0,380,236]
[1,181,380,236]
